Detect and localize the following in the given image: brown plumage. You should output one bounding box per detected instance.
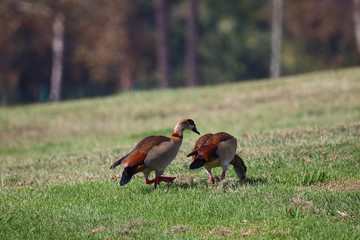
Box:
[110,118,200,189]
[187,132,246,184]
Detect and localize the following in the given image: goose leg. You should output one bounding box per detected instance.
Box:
[145,177,158,189]
[145,176,176,189]
[209,174,215,184]
[205,168,215,184]
[221,170,226,181]
[145,178,156,184]
[158,176,176,183]
[221,164,229,181]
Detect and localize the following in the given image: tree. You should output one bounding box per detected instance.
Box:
[353,0,360,63]
[185,0,199,86]
[69,0,145,92]
[270,0,283,79]
[154,0,170,88]
[117,1,144,91]
[49,12,65,101]
[17,1,65,102]
[0,1,21,105]
[1,0,359,104]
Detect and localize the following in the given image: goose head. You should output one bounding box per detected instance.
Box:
[174,118,200,136]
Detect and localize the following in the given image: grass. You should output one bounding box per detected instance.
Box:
[1,67,360,239]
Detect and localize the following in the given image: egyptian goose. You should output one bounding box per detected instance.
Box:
[110,118,199,189]
[187,132,246,184]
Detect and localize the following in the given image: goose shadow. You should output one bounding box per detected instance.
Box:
[163,176,267,190]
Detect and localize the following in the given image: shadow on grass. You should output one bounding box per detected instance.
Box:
[214,177,267,191]
[242,177,267,185]
[163,176,267,190]
[110,175,269,195]
[128,175,268,194]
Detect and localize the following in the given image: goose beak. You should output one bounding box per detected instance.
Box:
[192,127,200,135]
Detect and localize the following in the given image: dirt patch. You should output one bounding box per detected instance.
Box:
[205,226,289,238]
[174,175,192,184]
[192,177,207,184]
[204,226,233,238]
[118,221,152,236]
[91,225,106,233]
[170,225,189,233]
[110,175,121,182]
[291,197,314,211]
[302,179,360,192]
[17,177,36,188]
[126,221,146,228]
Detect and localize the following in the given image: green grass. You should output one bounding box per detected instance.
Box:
[1,67,360,239]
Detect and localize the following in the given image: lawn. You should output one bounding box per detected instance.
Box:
[1,68,360,239]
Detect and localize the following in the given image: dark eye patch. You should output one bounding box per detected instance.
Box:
[188,119,194,125]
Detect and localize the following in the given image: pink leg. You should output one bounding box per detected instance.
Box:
[145,176,176,189]
[158,176,176,183]
[145,178,155,184]
[146,177,159,189]
[221,170,226,181]
[145,177,158,189]
[154,177,159,189]
[208,174,215,184]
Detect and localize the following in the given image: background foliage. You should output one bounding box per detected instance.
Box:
[0,0,359,104]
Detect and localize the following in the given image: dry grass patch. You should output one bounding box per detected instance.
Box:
[304,179,360,192]
[91,225,106,233]
[117,221,153,236]
[169,225,189,233]
[203,226,233,238]
[173,175,192,185]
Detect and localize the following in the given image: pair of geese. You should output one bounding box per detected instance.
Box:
[110,118,247,189]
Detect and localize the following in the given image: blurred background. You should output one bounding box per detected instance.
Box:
[1,0,359,105]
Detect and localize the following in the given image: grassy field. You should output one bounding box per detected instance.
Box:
[1,68,360,239]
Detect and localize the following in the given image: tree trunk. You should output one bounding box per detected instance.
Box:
[119,51,135,91]
[353,0,360,63]
[155,0,170,88]
[117,0,134,91]
[1,94,8,106]
[270,0,283,79]
[49,12,65,102]
[185,0,199,87]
